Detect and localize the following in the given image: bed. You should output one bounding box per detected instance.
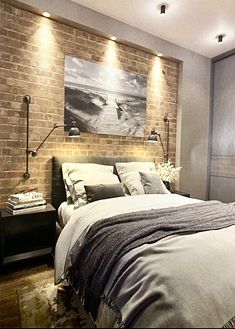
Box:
[52,156,235,328]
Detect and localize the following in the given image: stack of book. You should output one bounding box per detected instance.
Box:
[6,191,46,215]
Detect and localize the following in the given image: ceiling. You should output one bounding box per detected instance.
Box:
[70,0,235,58]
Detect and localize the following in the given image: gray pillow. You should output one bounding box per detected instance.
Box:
[139,171,171,194]
[84,183,125,203]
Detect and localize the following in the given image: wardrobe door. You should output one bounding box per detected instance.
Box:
[210,54,235,202]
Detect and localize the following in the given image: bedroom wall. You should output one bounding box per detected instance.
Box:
[9,0,212,201]
[209,52,235,202]
[0,1,179,206]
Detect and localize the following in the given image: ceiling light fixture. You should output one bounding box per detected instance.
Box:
[160,3,167,15]
[42,11,50,18]
[111,36,117,41]
[217,34,225,43]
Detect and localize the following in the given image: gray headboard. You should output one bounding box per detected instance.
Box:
[52,155,154,210]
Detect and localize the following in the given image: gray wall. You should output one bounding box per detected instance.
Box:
[209,53,235,202]
[14,0,211,200]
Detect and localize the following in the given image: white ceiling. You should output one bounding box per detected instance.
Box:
[70,0,235,58]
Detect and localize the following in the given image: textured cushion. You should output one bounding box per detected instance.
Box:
[84,183,125,203]
[140,171,171,194]
[121,172,145,195]
[115,162,155,194]
[61,163,118,206]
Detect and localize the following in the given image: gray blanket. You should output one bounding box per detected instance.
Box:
[67,200,235,323]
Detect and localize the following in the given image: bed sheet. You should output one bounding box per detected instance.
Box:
[54,194,235,327]
[58,201,75,228]
[55,194,201,283]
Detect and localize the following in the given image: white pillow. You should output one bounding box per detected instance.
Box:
[121,172,145,195]
[62,163,115,205]
[115,162,155,194]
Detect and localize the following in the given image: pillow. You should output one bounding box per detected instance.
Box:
[84,183,125,203]
[139,171,171,194]
[121,172,145,195]
[71,172,120,207]
[115,162,155,194]
[61,163,116,205]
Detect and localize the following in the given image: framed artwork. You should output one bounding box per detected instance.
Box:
[64,55,147,137]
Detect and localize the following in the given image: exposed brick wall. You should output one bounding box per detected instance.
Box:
[0,1,178,206]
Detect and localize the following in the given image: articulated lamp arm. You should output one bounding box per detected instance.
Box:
[22,95,80,180]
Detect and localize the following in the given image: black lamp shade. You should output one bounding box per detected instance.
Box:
[68,120,80,137]
[148,129,158,142]
[69,126,80,137]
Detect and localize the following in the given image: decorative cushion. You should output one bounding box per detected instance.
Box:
[61,163,118,207]
[115,162,155,194]
[121,172,145,195]
[139,171,171,194]
[84,183,125,203]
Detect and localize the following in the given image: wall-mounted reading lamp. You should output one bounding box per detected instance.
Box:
[23,95,80,180]
[148,115,170,162]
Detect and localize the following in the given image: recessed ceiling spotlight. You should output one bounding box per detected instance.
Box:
[217,34,225,43]
[157,53,163,57]
[160,3,167,15]
[111,36,117,41]
[42,12,50,18]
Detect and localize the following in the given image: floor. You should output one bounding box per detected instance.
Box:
[0,256,54,328]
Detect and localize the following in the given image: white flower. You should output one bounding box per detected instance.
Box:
[156,160,182,183]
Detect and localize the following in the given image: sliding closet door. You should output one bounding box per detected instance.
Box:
[209,54,235,202]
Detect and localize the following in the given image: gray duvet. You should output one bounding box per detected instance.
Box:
[54,194,235,328]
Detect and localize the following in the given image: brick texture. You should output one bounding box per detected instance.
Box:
[0,1,178,206]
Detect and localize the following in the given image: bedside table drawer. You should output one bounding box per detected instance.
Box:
[4,214,54,256]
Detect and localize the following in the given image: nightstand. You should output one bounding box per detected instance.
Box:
[172,190,190,198]
[0,203,56,268]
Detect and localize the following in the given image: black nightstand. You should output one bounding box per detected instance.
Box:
[0,203,56,268]
[172,190,190,198]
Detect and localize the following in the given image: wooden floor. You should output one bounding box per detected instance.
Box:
[0,256,54,328]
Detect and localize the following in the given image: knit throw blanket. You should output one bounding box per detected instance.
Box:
[67,200,235,321]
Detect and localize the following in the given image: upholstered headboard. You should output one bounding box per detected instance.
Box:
[51,155,154,210]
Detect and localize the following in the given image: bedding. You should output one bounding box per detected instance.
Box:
[67,200,235,327]
[58,201,75,227]
[52,156,235,328]
[115,162,155,195]
[84,183,125,203]
[139,171,170,194]
[56,193,235,327]
[62,162,119,207]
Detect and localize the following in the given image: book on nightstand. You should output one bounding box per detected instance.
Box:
[5,204,47,215]
[9,191,43,203]
[6,191,46,215]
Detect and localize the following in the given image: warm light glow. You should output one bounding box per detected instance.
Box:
[148,56,162,113]
[104,40,119,66]
[42,12,50,18]
[111,36,117,41]
[33,21,56,69]
[149,56,162,82]
[157,53,163,57]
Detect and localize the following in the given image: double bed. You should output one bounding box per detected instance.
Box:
[52,156,235,328]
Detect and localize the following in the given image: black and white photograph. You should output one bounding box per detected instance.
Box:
[64,55,147,137]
